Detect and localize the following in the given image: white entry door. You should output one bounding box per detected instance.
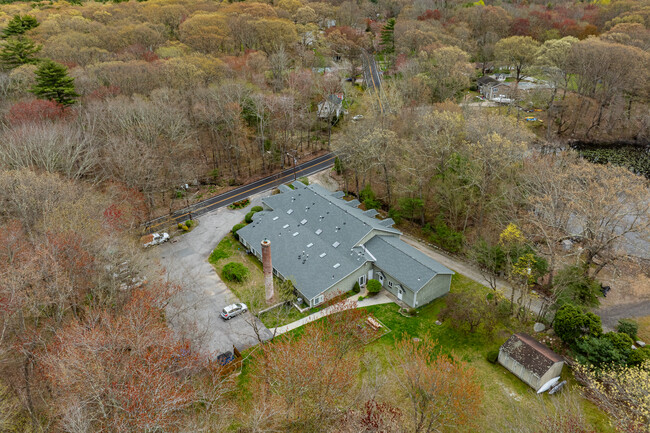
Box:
[397,286,404,301]
[378,274,384,286]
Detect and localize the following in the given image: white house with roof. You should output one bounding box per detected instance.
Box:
[236,182,454,308]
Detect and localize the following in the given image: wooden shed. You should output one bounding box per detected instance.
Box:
[498,333,564,392]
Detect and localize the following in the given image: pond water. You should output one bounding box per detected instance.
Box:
[570,140,650,179]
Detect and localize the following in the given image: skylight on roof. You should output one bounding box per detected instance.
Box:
[300,219,307,225]
[287,209,293,214]
[273,216,279,221]
[306,243,313,248]
[332,241,340,248]
[315,229,322,235]
[319,253,326,258]
[292,232,299,237]
[333,263,341,268]
[283,224,289,229]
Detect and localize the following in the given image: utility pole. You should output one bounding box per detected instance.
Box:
[286,151,298,181]
[184,185,192,222]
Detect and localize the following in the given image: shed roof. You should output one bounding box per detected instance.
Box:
[500,333,563,378]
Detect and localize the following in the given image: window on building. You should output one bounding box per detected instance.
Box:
[314,295,324,305]
[388,281,393,288]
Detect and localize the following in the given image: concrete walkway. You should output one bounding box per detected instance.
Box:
[270,292,392,335]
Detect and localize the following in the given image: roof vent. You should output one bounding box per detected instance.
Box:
[333,263,341,268]
[273,216,279,221]
[315,229,322,235]
[292,232,299,237]
[332,241,340,248]
[300,219,307,225]
[319,253,326,258]
[306,243,313,248]
[287,209,293,214]
[283,224,289,229]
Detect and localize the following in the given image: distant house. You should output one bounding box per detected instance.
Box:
[317,93,345,119]
[498,333,564,392]
[236,182,454,308]
[477,76,513,103]
[477,75,498,93]
[486,82,513,102]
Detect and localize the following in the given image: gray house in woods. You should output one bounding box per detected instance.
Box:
[236,182,454,308]
[317,93,345,119]
[498,333,564,392]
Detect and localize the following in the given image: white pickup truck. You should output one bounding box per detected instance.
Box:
[141,232,170,248]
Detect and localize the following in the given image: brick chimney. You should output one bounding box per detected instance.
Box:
[261,238,274,302]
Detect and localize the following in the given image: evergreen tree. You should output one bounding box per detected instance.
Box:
[380,18,395,54]
[30,60,80,106]
[1,15,39,39]
[0,37,41,69]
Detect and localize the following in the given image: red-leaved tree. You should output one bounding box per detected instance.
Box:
[7,100,73,125]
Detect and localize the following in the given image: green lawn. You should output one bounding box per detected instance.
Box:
[258,304,308,328]
[229,260,616,432]
[358,274,615,432]
[637,316,650,342]
[209,234,264,306]
[209,233,310,328]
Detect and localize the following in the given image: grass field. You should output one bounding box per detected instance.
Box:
[637,316,650,342]
[237,273,616,432]
[209,233,310,327]
[215,234,616,431]
[209,234,264,307]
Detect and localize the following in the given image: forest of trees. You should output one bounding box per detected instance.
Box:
[1,0,649,430]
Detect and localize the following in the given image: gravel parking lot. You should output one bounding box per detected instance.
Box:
[153,194,273,357]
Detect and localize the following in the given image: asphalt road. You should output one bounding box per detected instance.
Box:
[145,152,336,234]
[362,52,384,114]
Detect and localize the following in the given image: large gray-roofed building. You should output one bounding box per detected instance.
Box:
[365,236,453,293]
[237,182,453,308]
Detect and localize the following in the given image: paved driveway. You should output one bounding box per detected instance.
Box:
[154,194,273,357]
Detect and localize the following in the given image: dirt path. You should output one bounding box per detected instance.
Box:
[596,300,650,332]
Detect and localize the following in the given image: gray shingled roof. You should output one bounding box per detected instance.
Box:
[237,183,449,301]
[237,184,397,300]
[477,76,499,86]
[365,236,454,292]
[500,333,563,378]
